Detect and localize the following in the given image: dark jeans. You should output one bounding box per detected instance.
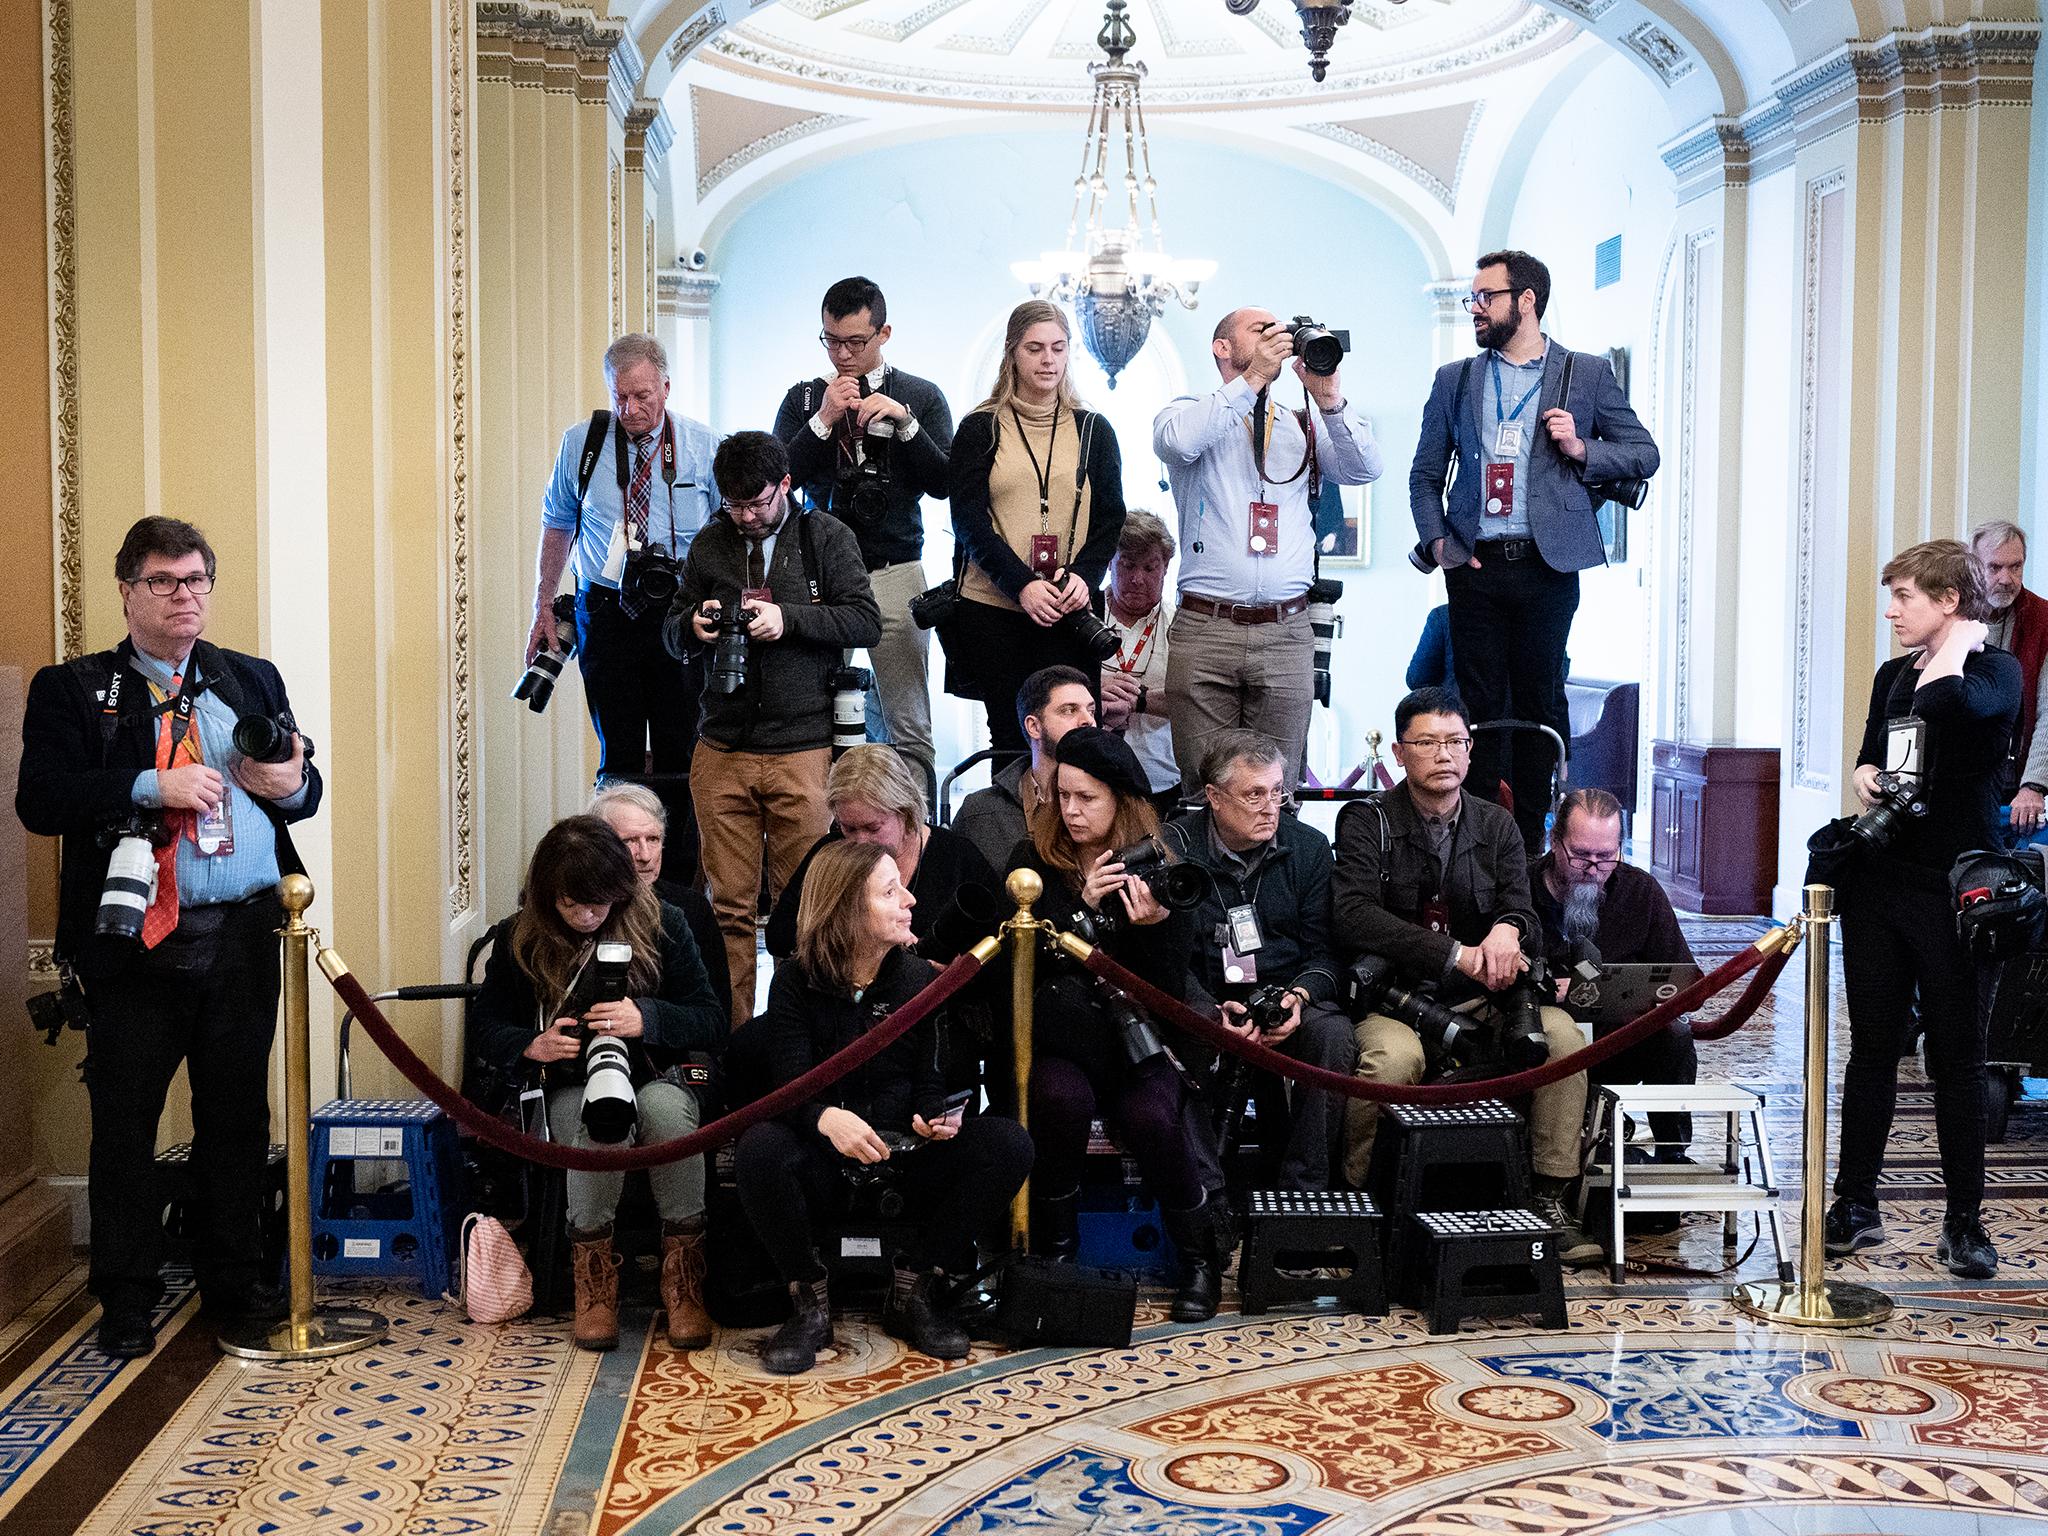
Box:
[953,598,1102,756]
[575,586,704,781]
[77,898,282,1320]
[733,1115,1033,1279]
[1590,1018,1699,1154]
[1835,878,1987,1214]
[1030,1054,1205,1212]
[1264,1002,1357,1190]
[1446,552,1580,855]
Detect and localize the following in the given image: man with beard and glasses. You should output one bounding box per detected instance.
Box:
[1410,251,1660,856]
[1529,788,1698,1166]
[1968,520,2048,843]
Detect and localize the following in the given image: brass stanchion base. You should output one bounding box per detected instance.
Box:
[218,1306,389,1361]
[1730,1278,1894,1329]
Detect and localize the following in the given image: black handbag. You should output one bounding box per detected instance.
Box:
[992,1253,1137,1348]
[1804,815,1865,888]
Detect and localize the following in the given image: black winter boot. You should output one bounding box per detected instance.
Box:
[761,1271,833,1375]
[1162,1193,1228,1323]
[883,1263,970,1360]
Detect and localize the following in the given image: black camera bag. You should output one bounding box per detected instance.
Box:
[991,1253,1137,1348]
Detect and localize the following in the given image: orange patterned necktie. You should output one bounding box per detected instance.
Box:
[139,671,195,948]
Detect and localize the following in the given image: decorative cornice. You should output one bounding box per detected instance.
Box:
[1774,20,2039,139]
[43,0,80,662]
[695,111,856,199]
[658,268,722,321]
[667,6,728,70]
[701,8,1565,110]
[848,0,975,45]
[1548,0,1616,18]
[475,1,624,101]
[623,100,676,174]
[608,28,644,119]
[1659,117,1749,200]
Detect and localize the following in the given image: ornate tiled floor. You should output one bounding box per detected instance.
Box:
[3,925,2045,1535]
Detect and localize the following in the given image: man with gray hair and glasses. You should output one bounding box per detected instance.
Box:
[532,332,720,794]
[1969,519,2048,841]
[1161,729,1355,1190]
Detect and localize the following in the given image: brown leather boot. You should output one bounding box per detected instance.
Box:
[570,1226,622,1351]
[660,1222,713,1351]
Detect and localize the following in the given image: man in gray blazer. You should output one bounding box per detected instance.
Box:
[1409,249,1659,854]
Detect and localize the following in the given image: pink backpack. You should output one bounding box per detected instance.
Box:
[450,1213,533,1324]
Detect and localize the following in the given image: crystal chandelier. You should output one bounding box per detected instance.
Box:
[1223,0,1357,83]
[1011,1,1215,388]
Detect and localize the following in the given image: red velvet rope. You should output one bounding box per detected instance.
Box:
[323,951,986,1172]
[1080,934,1793,1105]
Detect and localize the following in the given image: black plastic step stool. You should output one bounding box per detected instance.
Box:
[1405,1208,1567,1334]
[155,1142,288,1281]
[1238,1190,1386,1316]
[1368,1100,1532,1282]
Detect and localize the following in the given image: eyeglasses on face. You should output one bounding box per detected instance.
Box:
[1462,287,1520,312]
[1562,847,1622,872]
[130,572,214,596]
[720,489,780,515]
[819,331,877,354]
[1220,787,1286,811]
[1399,734,1472,756]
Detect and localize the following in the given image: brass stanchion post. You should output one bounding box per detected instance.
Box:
[1002,868,1046,1250]
[220,876,389,1360]
[1733,883,1893,1328]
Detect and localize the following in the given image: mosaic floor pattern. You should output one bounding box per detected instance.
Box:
[1,923,2043,1536]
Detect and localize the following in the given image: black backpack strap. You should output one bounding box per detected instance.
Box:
[1336,791,1394,901]
[1451,357,1474,459]
[571,409,614,542]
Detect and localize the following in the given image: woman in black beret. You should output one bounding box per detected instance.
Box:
[1004,726,1226,1321]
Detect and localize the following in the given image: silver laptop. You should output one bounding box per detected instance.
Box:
[1564,962,1705,1027]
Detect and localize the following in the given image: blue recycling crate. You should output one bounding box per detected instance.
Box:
[309,1099,461,1297]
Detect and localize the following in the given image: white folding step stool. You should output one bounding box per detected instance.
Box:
[1578,1082,1792,1286]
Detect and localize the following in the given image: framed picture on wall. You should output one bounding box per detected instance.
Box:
[1313,476,1372,567]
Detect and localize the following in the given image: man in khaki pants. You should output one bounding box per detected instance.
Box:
[665,432,881,1023]
[1331,686,1597,1265]
[773,276,954,788]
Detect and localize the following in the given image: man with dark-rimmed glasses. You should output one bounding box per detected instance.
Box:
[1530,787,1700,1161]
[1409,250,1660,856]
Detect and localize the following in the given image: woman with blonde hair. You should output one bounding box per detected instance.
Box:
[765,744,999,963]
[735,840,1031,1375]
[948,301,1127,754]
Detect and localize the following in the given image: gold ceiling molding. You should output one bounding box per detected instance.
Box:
[448,0,479,924]
[475,0,624,103]
[42,0,81,662]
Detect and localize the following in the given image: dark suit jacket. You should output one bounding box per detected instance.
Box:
[1408,344,1659,574]
[1330,781,1536,988]
[17,637,324,959]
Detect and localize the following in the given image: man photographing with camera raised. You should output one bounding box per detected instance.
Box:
[17,517,322,1358]
[1332,687,1595,1261]
[1411,250,1659,855]
[774,278,953,783]
[664,431,881,1024]
[1153,306,1382,792]
[1825,539,2017,1279]
[532,332,718,789]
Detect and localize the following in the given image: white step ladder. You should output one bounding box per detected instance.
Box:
[1578,1081,1792,1286]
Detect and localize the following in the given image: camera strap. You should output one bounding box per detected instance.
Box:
[797,512,823,605]
[1247,386,1316,494]
[613,415,681,556]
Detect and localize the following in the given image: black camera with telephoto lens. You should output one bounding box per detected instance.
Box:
[232,708,314,766]
[513,592,579,713]
[1347,954,1489,1068]
[704,599,757,695]
[1283,316,1350,378]
[579,941,638,1143]
[94,813,167,943]
[830,665,872,756]
[1111,836,1209,912]
[1493,956,1562,1072]
[1851,770,1930,852]
[1057,606,1120,663]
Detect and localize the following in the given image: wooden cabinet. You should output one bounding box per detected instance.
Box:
[1647,739,1780,915]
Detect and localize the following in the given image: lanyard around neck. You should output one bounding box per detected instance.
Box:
[1010,403,1062,532]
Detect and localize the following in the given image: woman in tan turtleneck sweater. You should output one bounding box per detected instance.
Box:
[947,301,1127,755]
